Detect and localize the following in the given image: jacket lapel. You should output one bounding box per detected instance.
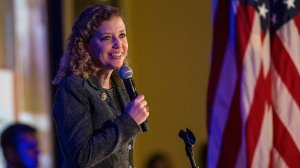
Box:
[87,75,130,116]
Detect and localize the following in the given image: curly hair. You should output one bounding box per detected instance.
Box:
[52,4,123,85]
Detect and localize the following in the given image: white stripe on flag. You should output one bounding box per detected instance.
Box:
[236,13,263,168]
[271,67,300,150]
[251,105,273,168]
[272,148,288,168]
[241,13,264,119]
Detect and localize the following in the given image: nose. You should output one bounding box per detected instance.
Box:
[112,37,122,49]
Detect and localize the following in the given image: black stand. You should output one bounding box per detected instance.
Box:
[179,128,199,168]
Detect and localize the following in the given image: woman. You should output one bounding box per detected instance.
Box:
[52,4,149,168]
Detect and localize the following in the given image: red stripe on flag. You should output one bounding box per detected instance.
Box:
[246,68,270,167]
[235,4,255,69]
[268,149,273,168]
[271,34,300,108]
[273,110,300,168]
[217,4,255,167]
[293,13,300,34]
[217,84,242,168]
[207,0,231,133]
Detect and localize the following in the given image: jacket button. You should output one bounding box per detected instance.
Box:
[100,93,107,100]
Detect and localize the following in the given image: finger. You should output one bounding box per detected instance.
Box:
[144,105,150,112]
[145,110,150,117]
[140,100,147,107]
[134,95,145,103]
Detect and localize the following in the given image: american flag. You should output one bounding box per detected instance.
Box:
[207,0,300,167]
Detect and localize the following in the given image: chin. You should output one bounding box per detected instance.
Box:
[114,65,123,70]
[111,63,124,69]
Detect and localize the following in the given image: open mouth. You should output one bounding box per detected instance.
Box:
[110,53,122,58]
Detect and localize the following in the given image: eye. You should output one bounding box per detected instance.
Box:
[100,35,111,41]
[119,33,126,39]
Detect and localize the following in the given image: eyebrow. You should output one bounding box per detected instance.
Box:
[100,30,126,35]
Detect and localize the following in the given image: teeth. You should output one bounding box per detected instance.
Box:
[111,53,121,57]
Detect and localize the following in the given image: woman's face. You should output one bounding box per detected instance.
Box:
[87,16,128,71]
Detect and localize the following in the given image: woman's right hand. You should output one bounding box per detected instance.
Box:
[126,95,149,125]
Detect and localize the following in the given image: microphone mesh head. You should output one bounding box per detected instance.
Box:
[118,65,133,79]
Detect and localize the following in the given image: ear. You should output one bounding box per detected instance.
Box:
[3,146,20,162]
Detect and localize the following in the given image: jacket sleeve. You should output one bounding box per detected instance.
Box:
[53,76,141,167]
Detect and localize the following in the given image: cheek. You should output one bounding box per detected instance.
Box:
[18,145,31,162]
[122,44,128,57]
[123,41,128,51]
[88,43,104,62]
[18,146,38,167]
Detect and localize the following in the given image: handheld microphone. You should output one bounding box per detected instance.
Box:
[118,65,149,132]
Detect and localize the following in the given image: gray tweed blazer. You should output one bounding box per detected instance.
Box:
[53,73,141,168]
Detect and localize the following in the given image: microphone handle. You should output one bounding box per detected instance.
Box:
[123,79,149,132]
[140,121,149,132]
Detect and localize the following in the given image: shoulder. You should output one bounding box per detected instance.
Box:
[53,74,89,106]
[59,73,85,89]
[55,74,89,98]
